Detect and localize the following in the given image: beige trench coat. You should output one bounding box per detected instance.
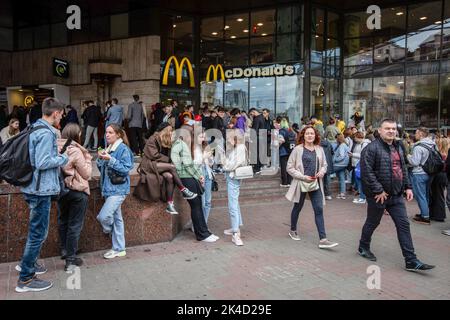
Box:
[285,144,328,204]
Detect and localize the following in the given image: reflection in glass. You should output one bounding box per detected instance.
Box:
[344,38,372,66]
[440,74,450,128]
[311,34,324,63]
[249,77,275,111]
[372,76,404,126]
[201,80,224,106]
[276,75,302,124]
[405,75,439,129]
[407,30,442,61]
[250,36,274,64]
[343,77,372,125]
[224,79,249,110]
[200,41,224,67]
[277,5,302,34]
[327,12,340,39]
[373,35,406,63]
[276,33,302,62]
[312,8,324,35]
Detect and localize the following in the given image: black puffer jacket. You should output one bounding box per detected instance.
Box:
[361,137,411,198]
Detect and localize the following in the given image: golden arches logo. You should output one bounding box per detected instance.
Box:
[24,96,34,107]
[162,56,195,88]
[206,64,225,82]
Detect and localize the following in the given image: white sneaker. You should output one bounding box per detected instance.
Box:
[103,250,126,259]
[232,233,244,246]
[202,235,218,243]
[318,239,339,249]
[211,234,220,241]
[224,228,240,236]
[352,198,359,203]
[357,199,366,204]
[325,196,332,200]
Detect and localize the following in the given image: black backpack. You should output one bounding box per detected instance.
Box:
[0,125,49,186]
[417,143,444,175]
[282,129,297,153]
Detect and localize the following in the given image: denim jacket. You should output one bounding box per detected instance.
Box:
[21,119,69,196]
[333,143,350,169]
[97,140,133,197]
[105,105,124,127]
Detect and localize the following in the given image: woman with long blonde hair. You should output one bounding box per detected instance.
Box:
[0,118,20,144]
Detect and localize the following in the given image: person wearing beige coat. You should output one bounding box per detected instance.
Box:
[285,125,339,249]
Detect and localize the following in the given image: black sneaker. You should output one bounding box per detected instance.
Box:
[412,216,431,225]
[15,262,47,275]
[64,258,83,273]
[405,260,435,272]
[181,188,197,200]
[358,247,377,261]
[15,276,53,293]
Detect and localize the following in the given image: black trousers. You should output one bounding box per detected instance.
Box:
[429,172,447,221]
[57,190,88,262]
[280,155,292,185]
[359,195,417,263]
[181,178,212,241]
[129,127,144,155]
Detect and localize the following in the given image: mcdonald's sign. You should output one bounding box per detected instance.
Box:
[206,64,225,82]
[161,56,195,88]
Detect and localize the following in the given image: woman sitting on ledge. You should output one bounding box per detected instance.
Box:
[134,122,198,215]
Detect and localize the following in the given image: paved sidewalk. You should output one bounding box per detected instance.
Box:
[1,196,449,300]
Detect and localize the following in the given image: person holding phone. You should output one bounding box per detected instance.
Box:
[285,125,338,249]
[96,124,134,259]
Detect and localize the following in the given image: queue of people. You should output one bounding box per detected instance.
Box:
[1,98,446,295]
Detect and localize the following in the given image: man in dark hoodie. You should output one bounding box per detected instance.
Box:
[82,100,102,150]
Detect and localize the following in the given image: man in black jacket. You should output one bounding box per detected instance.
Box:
[249,108,266,174]
[82,100,102,150]
[359,118,435,272]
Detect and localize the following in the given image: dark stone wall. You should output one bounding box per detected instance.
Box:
[0,174,191,263]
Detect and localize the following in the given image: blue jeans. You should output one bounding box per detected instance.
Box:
[201,166,213,223]
[226,173,243,232]
[355,177,366,200]
[290,189,327,240]
[335,168,346,194]
[410,173,430,218]
[19,194,52,281]
[97,195,126,252]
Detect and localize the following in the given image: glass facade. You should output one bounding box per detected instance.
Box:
[200,4,304,124]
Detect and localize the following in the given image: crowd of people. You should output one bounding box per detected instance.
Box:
[0,97,448,294]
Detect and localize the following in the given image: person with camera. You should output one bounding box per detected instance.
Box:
[96,124,134,259]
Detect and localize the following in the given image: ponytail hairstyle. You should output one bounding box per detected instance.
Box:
[106,123,130,147]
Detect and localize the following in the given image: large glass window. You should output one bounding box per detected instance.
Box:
[344,38,373,66]
[372,76,404,126]
[343,78,372,125]
[276,75,302,124]
[224,79,249,110]
[251,10,275,36]
[405,75,439,129]
[201,80,224,106]
[250,77,275,111]
[225,38,249,66]
[201,17,224,41]
[250,35,274,64]
[276,33,302,62]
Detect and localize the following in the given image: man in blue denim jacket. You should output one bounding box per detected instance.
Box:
[15,98,68,293]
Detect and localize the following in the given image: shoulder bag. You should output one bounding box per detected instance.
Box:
[298,149,320,193]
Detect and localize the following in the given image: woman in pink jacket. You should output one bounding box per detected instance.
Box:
[57,123,93,272]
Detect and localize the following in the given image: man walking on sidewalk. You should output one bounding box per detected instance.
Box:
[16,97,69,292]
[127,94,145,156]
[358,119,435,272]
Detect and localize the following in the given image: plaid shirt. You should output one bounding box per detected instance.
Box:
[171,139,202,180]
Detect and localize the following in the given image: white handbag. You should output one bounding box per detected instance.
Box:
[233,146,254,180]
[234,165,254,179]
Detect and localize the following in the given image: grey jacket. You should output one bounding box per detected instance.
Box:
[127,101,144,128]
[408,137,436,175]
[106,104,124,127]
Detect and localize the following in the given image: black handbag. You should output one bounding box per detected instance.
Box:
[211,178,219,192]
[107,168,127,185]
